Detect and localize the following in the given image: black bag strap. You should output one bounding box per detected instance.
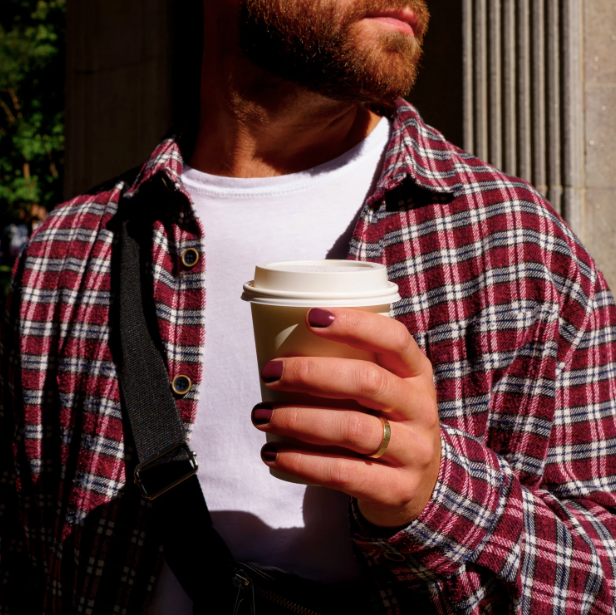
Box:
[116,185,235,609]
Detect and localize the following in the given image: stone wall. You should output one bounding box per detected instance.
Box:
[407,2,464,148]
[414,0,616,289]
[64,0,174,199]
[584,0,616,286]
[63,2,616,289]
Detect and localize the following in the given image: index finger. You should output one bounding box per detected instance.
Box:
[305,307,430,379]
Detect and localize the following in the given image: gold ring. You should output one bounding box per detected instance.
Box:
[367,417,391,459]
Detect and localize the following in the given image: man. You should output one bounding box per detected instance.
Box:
[2,0,616,613]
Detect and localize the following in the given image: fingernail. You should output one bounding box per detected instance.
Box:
[261,443,278,462]
[262,361,283,383]
[308,308,335,328]
[252,403,273,425]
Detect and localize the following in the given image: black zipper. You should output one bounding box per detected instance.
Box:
[253,581,322,615]
[232,568,322,615]
[233,570,256,615]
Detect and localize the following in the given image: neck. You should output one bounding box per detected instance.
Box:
[189,11,381,178]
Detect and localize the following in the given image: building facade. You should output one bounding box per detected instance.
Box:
[64,0,616,286]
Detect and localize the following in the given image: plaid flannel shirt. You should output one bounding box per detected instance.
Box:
[2,100,616,614]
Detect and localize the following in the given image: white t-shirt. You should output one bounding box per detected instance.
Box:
[148,117,391,614]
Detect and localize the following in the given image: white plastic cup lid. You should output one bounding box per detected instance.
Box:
[242,260,400,307]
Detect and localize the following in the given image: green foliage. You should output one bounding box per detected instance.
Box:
[0,0,65,224]
[0,265,11,304]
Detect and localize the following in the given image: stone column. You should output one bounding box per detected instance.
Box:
[584,0,616,287]
[460,0,586,231]
[64,0,174,199]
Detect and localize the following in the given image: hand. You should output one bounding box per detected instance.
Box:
[251,308,441,528]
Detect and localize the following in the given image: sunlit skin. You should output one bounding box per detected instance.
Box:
[256,309,441,528]
[192,0,427,178]
[193,0,439,528]
[192,1,381,178]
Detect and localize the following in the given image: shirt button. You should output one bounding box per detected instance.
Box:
[181,248,199,268]
[172,375,192,395]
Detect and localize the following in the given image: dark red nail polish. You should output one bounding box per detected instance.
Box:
[252,403,273,425]
[308,308,335,328]
[261,443,278,462]
[262,361,283,383]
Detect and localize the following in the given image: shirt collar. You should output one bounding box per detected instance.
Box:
[127,99,460,201]
[125,127,188,198]
[367,100,460,206]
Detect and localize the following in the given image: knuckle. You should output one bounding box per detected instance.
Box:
[341,412,371,448]
[393,479,416,507]
[284,452,304,476]
[357,363,387,398]
[288,358,315,385]
[280,406,302,432]
[423,404,440,433]
[413,433,439,471]
[328,458,355,490]
[381,470,415,507]
[391,321,412,355]
[416,387,440,430]
[419,353,434,375]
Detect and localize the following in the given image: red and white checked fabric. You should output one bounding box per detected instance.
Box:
[2,100,616,614]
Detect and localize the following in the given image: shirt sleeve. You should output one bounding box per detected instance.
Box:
[351,271,616,614]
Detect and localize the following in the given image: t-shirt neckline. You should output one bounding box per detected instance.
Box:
[181,117,391,198]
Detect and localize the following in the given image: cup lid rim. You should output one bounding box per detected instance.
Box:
[255,259,386,273]
[241,280,401,305]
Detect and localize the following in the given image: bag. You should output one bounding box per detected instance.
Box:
[225,562,371,615]
[116,183,372,614]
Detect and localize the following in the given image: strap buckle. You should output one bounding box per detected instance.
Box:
[134,441,198,500]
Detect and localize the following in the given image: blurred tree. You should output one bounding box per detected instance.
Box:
[0,0,65,226]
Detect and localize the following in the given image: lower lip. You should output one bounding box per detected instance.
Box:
[364,16,415,37]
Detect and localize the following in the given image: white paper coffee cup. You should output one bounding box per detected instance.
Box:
[242,260,400,484]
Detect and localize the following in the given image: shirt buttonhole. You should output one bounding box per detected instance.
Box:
[383,552,406,562]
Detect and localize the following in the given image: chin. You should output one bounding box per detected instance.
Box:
[349,29,420,65]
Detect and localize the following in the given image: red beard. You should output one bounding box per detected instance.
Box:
[239,0,430,104]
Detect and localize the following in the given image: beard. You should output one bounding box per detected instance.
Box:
[238,0,429,104]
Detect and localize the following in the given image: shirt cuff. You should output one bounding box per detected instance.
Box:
[351,424,524,583]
